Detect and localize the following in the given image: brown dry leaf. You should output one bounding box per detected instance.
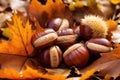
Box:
[29,0,73,27]
[0,53,43,79]
[0,12,34,56]
[80,44,120,79]
[96,59,120,79]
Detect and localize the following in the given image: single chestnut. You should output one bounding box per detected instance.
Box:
[47,18,69,31]
[56,28,77,49]
[80,15,108,40]
[86,38,113,56]
[31,28,58,49]
[80,24,93,40]
[39,45,62,68]
[63,43,89,68]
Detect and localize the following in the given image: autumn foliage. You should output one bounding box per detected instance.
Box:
[0,13,34,56]
[0,0,120,80]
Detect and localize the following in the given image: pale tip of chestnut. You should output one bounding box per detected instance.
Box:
[86,42,113,53]
[63,43,83,57]
[56,28,77,49]
[48,18,62,31]
[58,18,69,31]
[33,32,57,48]
[48,18,69,31]
[31,29,58,49]
[50,46,62,68]
[39,45,62,68]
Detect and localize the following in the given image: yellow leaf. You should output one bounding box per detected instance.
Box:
[87,0,97,7]
[109,0,120,4]
[2,28,13,39]
[0,12,34,56]
[75,1,84,8]
[69,2,76,11]
[106,19,118,31]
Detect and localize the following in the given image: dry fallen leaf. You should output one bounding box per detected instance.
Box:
[80,42,120,79]
[0,55,66,80]
[0,12,44,79]
[0,12,34,56]
[0,53,42,79]
[96,59,120,79]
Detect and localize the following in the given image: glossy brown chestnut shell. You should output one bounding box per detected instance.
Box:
[86,38,113,56]
[48,18,69,31]
[80,24,93,40]
[39,45,62,68]
[31,28,58,49]
[63,43,89,68]
[56,28,77,49]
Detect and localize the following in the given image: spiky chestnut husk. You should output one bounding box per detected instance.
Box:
[80,15,108,40]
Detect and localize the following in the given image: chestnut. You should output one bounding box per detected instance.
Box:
[80,15,108,40]
[86,38,113,56]
[63,43,89,68]
[31,28,58,49]
[80,24,93,40]
[39,45,62,68]
[56,28,77,49]
[47,18,69,31]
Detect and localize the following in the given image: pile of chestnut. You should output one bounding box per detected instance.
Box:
[31,18,113,68]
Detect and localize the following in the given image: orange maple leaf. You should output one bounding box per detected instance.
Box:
[0,13,34,56]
